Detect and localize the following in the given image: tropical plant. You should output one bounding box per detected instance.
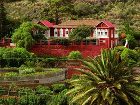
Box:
[67,49,140,105]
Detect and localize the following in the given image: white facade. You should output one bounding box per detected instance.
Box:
[94,29,108,38]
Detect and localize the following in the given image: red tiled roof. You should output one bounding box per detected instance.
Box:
[101,20,115,28]
[39,20,54,28]
[54,19,100,28]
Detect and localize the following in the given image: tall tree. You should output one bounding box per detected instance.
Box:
[0,0,22,39]
[47,0,74,24]
[12,22,47,49]
[69,25,92,41]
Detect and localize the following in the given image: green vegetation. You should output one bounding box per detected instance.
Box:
[1,0,139,39]
[69,25,92,41]
[0,1,7,39]
[0,0,140,104]
[0,47,34,67]
[12,22,47,49]
[0,84,68,105]
[0,68,62,81]
[114,46,140,66]
[68,51,82,60]
[67,49,140,105]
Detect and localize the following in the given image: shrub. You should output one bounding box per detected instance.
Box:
[69,25,92,41]
[36,85,52,94]
[4,72,18,80]
[121,48,139,66]
[0,47,35,67]
[51,84,66,93]
[68,51,82,60]
[12,22,47,49]
[114,46,126,53]
[19,66,35,74]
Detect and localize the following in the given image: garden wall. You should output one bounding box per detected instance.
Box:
[30,45,107,57]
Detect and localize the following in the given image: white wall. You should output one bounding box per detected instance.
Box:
[94,29,108,38]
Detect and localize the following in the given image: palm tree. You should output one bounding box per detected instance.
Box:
[67,49,140,105]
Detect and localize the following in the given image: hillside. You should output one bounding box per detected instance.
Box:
[4,0,140,32]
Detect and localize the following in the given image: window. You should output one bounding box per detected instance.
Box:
[65,29,69,38]
[105,32,107,35]
[98,32,100,35]
[54,28,58,37]
[101,32,103,35]
[66,31,68,34]
[92,39,97,45]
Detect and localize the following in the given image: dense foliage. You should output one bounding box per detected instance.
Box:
[114,46,140,66]
[68,51,82,60]
[0,47,34,67]
[0,84,68,105]
[4,0,140,31]
[0,1,8,39]
[12,22,47,49]
[69,25,92,41]
[67,49,140,105]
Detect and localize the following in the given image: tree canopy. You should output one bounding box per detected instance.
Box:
[69,25,92,41]
[0,2,7,39]
[12,22,47,49]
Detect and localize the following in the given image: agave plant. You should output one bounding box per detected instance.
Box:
[67,49,140,105]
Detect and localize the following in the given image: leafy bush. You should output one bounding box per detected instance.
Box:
[0,47,35,67]
[4,72,18,78]
[49,89,68,105]
[51,84,66,93]
[19,66,35,74]
[12,22,47,49]
[68,51,82,60]
[0,98,17,105]
[36,85,52,95]
[121,48,139,66]
[114,46,126,53]
[69,25,92,41]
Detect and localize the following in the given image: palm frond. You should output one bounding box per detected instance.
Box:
[67,49,140,105]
